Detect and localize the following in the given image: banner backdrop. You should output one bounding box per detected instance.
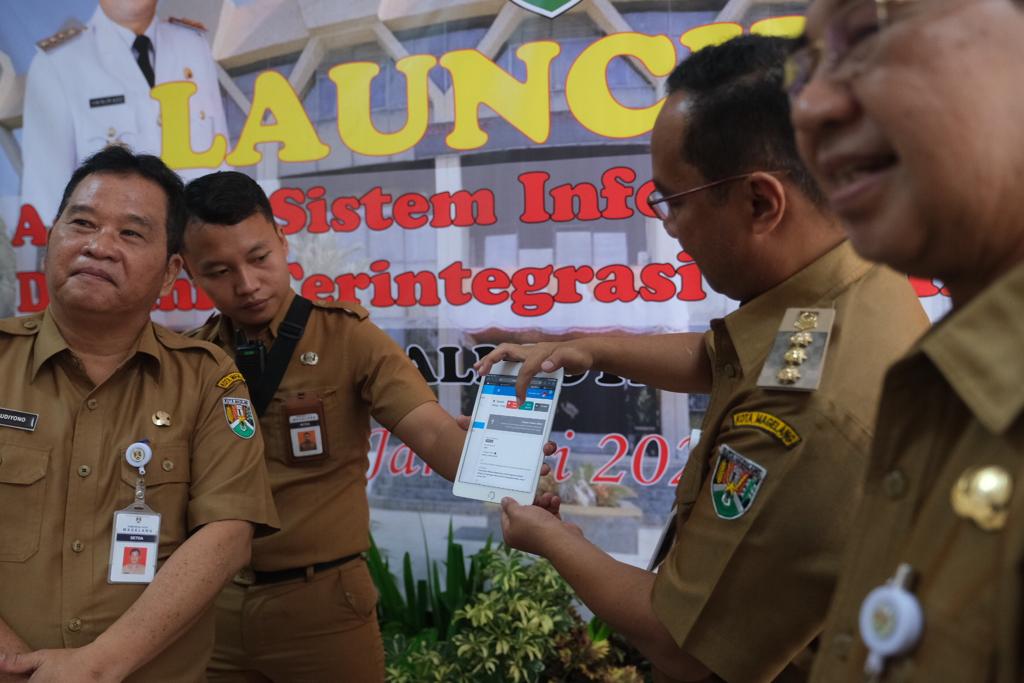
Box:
[0,0,951,573]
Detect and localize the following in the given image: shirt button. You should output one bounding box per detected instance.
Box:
[67,618,82,632]
[22,320,38,330]
[882,469,908,499]
[722,364,737,378]
[830,632,854,661]
[71,540,84,553]
[161,460,174,472]
[78,465,91,478]
[86,399,98,410]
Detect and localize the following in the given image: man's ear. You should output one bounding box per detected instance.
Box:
[275,221,289,257]
[159,254,184,297]
[746,172,787,236]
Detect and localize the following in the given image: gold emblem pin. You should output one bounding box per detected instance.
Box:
[777,367,801,384]
[789,331,813,347]
[152,410,172,427]
[300,352,319,366]
[184,66,193,79]
[951,465,1013,531]
[793,310,819,331]
[784,347,808,365]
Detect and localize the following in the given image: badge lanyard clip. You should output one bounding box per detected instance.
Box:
[109,440,161,584]
[859,563,924,682]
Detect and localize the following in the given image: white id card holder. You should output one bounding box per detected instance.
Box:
[109,505,160,584]
[109,441,161,584]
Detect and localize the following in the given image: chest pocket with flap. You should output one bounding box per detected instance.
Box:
[0,443,50,562]
[120,444,191,548]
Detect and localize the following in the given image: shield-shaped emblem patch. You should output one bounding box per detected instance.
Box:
[223,397,257,439]
[710,444,767,520]
[509,0,584,19]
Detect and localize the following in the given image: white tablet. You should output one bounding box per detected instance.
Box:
[452,361,564,505]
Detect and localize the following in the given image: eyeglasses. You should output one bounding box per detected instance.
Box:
[646,171,784,222]
[784,0,919,97]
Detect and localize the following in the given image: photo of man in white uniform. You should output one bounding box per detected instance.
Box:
[19,0,228,226]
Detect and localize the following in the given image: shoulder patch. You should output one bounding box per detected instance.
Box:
[217,371,244,389]
[0,315,44,336]
[223,397,256,439]
[37,20,86,52]
[311,298,369,320]
[168,16,207,32]
[732,411,802,448]
[710,444,766,520]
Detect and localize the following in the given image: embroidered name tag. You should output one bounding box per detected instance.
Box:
[0,407,39,432]
[90,95,126,108]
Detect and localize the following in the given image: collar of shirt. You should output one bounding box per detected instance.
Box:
[31,308,163,383]
[90,4,158,60]
[916,260,1024,434]
[215,289,298,349]
[718,240,872,376]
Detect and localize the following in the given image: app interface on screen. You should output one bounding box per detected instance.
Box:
[459,374,558,493]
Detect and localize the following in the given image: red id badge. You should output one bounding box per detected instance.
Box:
[283,394,329,464]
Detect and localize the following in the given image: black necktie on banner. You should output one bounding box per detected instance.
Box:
[133,34,155,88]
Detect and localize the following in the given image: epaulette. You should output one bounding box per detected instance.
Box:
[153,324,226,361]
[36,19,86,52]
[311,298,369,320]
[756,308,836,392]
[183,313,222,342]
[168,16,207,33]
[0,314,44,336]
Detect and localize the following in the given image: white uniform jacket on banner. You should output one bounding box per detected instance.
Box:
[20,6,227,225]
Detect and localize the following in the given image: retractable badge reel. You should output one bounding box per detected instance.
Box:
[859,563,923,682]
[108,440,161,584]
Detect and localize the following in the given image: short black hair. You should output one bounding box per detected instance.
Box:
[183,171,274,242]
[666,35,826,206]
[56,145,187,256]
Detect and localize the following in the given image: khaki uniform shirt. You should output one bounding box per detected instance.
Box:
[652,242,929,683]
[190,291,437,571]
[0,310,278,682]
[810,261,1024,683]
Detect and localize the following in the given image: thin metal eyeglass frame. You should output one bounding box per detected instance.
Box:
[646,171,785,222]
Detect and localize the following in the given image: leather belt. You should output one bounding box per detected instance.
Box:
[233,554,361,586]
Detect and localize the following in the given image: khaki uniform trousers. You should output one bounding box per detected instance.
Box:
[208,558,385,682]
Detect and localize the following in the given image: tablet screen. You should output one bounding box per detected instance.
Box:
[458,374,558,493]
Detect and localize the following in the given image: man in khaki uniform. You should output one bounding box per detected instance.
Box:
[0,146,278,682]
[180,171,477,682]
[479,37,927,682]
[789,0,1024,680]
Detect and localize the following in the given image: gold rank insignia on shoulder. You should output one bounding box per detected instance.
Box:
[757,307,836,392]
[951,465,1013,531]
[36,19,86,52]
[168,16,207,32]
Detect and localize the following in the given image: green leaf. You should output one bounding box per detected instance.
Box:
[403,553,419,630]
[367,534,406,623]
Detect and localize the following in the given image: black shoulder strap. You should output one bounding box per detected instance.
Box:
[251,295,314,416]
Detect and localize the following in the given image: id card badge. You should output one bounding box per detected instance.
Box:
[285,394,329,464]
[110,440,160,584]
[109,504,160,584]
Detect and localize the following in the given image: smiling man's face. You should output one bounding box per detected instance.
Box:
[791,0,1024,291]
[46,172,181,319]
